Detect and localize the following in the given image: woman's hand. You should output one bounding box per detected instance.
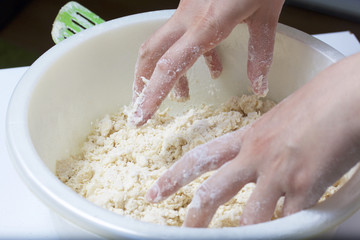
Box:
[145,53,360,227]
[130,0,285,126]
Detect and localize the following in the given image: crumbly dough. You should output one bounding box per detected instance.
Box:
[56,95,347,228]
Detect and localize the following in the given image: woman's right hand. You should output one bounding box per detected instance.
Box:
[130,0,285,126]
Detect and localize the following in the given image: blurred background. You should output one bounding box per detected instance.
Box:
[0,0,359,69]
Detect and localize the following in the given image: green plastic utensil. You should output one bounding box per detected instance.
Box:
[51,1,105,44]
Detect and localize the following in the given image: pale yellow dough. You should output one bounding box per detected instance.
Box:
[56,95,347,228]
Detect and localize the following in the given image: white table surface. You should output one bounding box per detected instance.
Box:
[1,32,360,239]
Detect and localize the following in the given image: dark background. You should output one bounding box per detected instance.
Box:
[0,0,360,68]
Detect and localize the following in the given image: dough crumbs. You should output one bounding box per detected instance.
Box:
[56,94,347,228]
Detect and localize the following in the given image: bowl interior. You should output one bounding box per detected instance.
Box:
[9,10,360,239]
[28,18,338,172]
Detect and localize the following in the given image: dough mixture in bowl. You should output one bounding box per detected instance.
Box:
[56,95,348,228]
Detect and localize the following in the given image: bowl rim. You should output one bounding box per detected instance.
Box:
[7,9,359,239]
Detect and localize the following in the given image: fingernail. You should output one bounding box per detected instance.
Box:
[210,69,222,79]
[251,75,269,97]
[146,184,159,202]
[128,90,148,127]
[128,107,145,127]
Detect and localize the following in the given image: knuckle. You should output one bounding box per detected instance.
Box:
[191,183,216,209]
[200,15,219,32]
[287,169,312,194]
[138,41,151,60]
[197,16,222,42]
[156,58,177,79]
[156,58,173,70]
[138,39,162,62]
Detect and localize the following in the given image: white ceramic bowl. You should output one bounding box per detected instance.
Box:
[6,10,360,239]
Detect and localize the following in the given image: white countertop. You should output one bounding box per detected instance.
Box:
[1,32,360,239]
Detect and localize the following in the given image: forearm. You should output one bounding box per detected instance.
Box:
[325,53,360,141]
[298,52,360,146]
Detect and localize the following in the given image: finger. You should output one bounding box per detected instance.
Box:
[170,75,190,102]
[183,159,256,227]
[203,48,223,79]
[130,40,203,125]
[146,130,245,203]
[246,10,279,97]
[282,184,326,217]
[239,177,283,225]
[130,24,230,126]
[133,20,185,102]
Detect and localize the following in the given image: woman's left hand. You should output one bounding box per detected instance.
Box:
[145,53,360,227]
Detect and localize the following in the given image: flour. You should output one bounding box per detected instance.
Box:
[56,94,347,228]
